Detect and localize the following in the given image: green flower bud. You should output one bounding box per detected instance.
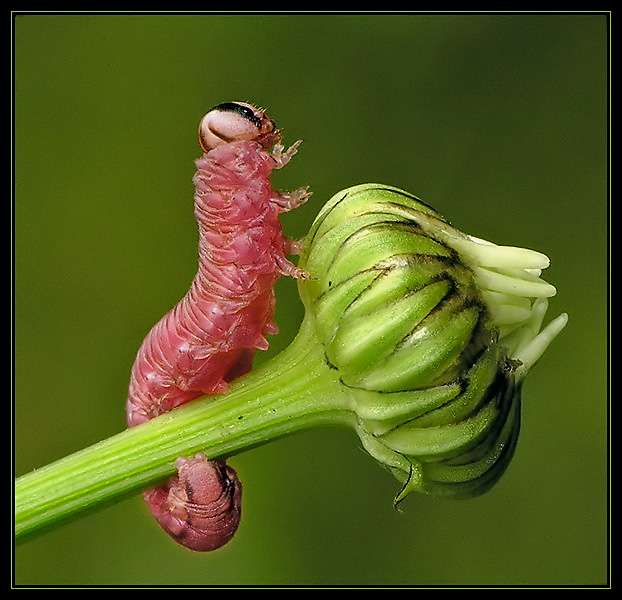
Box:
[298,183,568,501]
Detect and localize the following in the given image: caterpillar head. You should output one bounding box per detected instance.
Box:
[199,102,281,152]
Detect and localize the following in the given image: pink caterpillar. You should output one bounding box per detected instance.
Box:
[126,102,310,551]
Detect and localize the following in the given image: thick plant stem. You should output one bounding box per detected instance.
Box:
[14,318,353,543]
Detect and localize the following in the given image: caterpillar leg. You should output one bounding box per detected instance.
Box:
[126,371,189,427]
[270,139,303,168]
[274,252,310,280]
[270,186,312,213]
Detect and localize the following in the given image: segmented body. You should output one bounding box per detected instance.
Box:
[126,102,309,551]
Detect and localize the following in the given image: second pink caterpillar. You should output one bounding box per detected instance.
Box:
[126,102,310,551]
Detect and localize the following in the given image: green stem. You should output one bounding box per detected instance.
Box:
[14,317,354,543]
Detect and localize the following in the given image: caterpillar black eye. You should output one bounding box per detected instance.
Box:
[211,102,263,130]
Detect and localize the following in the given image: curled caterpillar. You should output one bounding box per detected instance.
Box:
[142,456,243,552]
[126,101,310,551]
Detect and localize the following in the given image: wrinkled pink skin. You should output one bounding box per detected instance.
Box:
[126,103,309,551]
[143,456,243,552]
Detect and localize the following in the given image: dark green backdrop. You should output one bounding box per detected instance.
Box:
[14,12,608,586]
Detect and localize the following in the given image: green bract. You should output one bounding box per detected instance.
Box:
[298,183,568,501]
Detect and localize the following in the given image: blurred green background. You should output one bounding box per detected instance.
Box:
[13,13,608,586]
